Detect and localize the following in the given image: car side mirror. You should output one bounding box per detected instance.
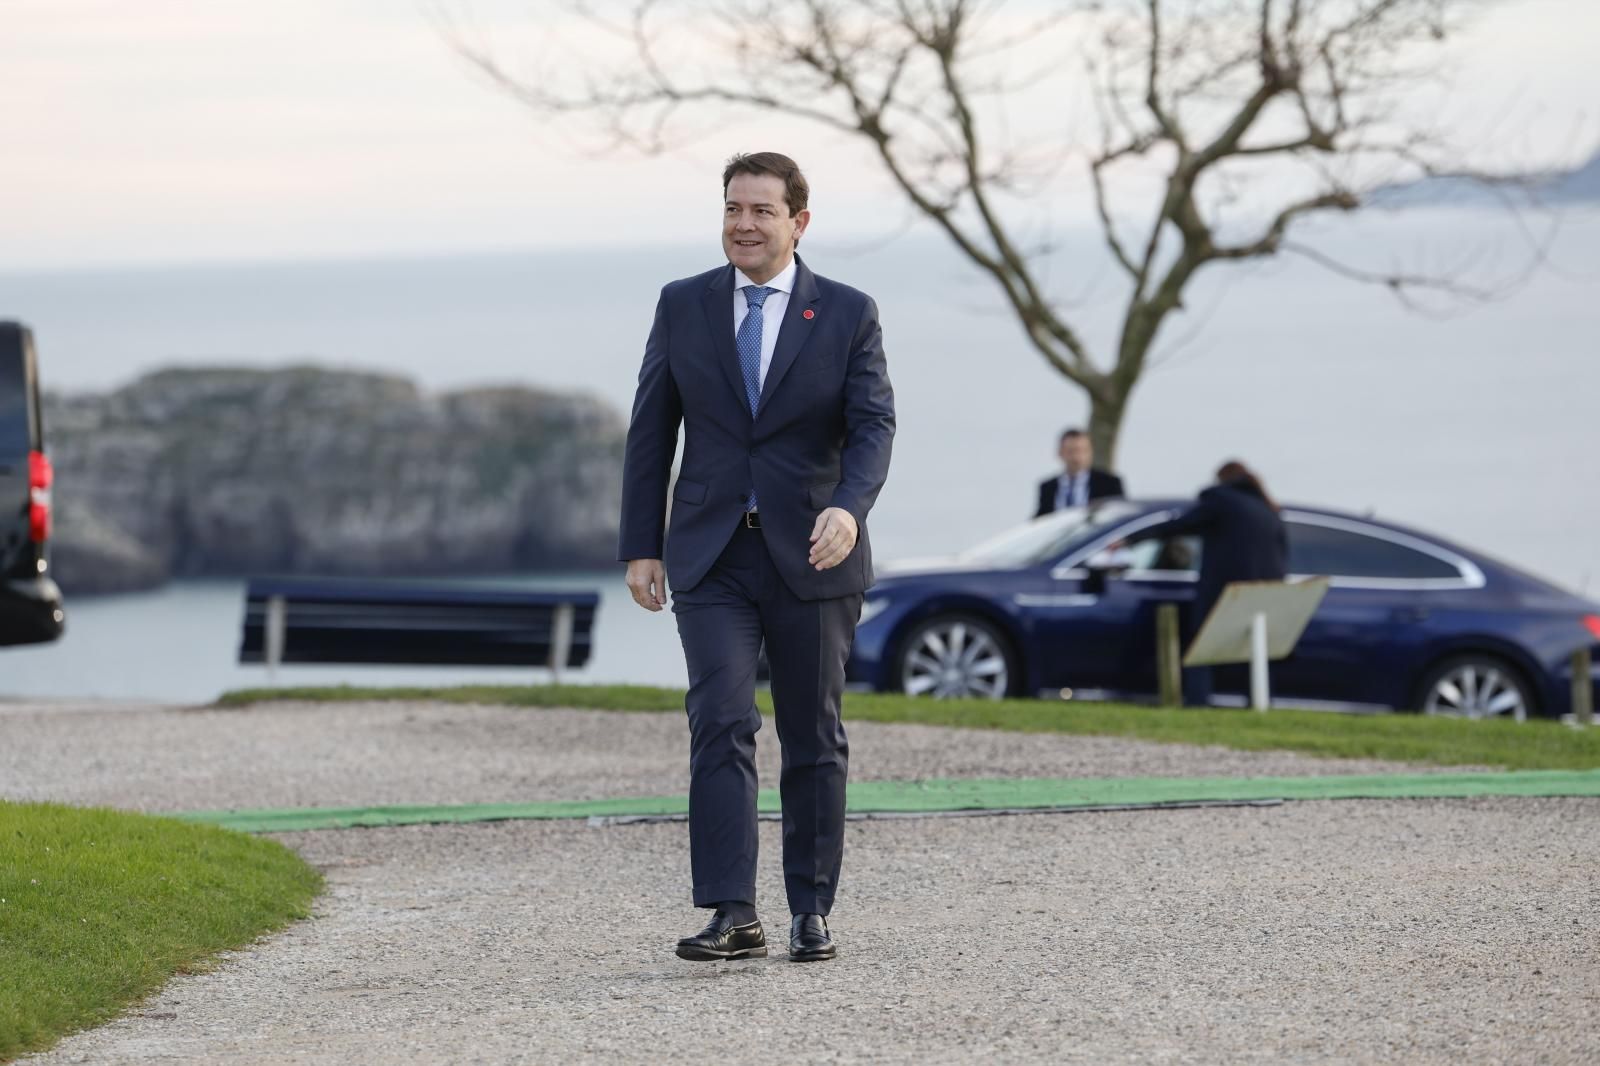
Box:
[1082,548,1131,595]
[1084,567,1108,596]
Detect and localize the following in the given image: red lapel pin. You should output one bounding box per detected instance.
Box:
[802,308,815,320]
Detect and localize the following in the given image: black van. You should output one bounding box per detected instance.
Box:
[0,321,65,645]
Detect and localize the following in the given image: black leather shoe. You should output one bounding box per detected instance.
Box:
[788,913,836,962]
[675,912,767,961]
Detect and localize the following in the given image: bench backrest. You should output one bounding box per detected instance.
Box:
[239,578,598,668]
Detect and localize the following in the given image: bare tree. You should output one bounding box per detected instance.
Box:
[444,0,1532,465]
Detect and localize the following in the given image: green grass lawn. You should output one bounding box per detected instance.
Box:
[0,803,322,1062]
[217,683,1600,772]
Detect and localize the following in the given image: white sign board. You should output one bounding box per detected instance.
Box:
[1184,578,1330,666]
[1183,578,1331,711]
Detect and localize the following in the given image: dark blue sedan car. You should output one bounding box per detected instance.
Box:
[848,500,1600,720]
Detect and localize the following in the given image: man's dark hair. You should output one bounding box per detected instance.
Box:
[1059,428,1088,445]
[723,152,809,216]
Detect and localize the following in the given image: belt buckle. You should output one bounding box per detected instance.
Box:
[744,511,761,529]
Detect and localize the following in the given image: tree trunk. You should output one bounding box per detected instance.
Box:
[1086,388,1128,474]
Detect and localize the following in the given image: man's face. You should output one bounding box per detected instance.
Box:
[723,172,809,284]
[1059,435,1092,474]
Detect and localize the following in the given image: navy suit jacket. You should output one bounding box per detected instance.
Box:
[1125,482,1287,619]
[617,256,895,601]
[1035,469,1125,518]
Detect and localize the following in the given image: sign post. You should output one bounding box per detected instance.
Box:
[1183,579,1330,711]
[1573,647,1594,727]
[1154,603,1183,708]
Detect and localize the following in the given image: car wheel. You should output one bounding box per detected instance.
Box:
[1415,655,1535,722]
[895,614,1016,700]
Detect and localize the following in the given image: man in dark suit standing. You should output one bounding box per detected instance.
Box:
[619,152,895,963]
[1035,428,1124,517]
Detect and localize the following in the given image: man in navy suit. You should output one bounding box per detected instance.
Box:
[618,152,895,963]
[1035,428,1124,517]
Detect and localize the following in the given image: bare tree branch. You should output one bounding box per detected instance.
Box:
[1211,188,1361,258]
[440,0,1557,463]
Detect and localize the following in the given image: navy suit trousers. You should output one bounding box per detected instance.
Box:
[671,521,861,915]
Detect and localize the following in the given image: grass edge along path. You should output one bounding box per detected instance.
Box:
[177,769,1600,834]
[0,802,323,1063]
[216,684,1600,772]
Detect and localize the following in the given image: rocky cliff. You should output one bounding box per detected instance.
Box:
[44,367,626,594]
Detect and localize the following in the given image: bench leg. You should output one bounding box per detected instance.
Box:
[265,595,286,686]
[548,603,575,684]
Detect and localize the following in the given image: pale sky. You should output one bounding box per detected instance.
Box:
[2,0,1596,271]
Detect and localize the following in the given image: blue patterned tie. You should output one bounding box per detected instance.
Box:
[737,285,773,511]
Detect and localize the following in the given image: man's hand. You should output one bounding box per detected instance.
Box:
[809,507,858,571]
[625,558,668,612]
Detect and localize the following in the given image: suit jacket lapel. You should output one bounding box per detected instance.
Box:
[701,265,748,411]
[756,257,821,418]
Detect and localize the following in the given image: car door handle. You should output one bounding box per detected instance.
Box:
[1392,606,1429,623]
[1013,593,1099,608]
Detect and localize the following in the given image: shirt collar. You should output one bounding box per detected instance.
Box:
[733,256,797,296]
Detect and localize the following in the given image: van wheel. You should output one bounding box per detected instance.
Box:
[894,614,1017,700]
[1414,655,1535,722]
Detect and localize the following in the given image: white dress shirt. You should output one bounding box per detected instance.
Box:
[732,257,797,390]
[1056,470,1087,510]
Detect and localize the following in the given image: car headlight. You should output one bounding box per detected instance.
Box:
[859,597,890,626]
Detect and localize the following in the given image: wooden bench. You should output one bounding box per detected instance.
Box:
[239,578,599,682]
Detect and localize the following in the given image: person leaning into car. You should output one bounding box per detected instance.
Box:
[618,152,895,964]
[1036,427,1124,517]
[1118,460,1287,707]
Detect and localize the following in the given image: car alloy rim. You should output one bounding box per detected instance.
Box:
[1423,664,1526,722]
[902,620,1008,699]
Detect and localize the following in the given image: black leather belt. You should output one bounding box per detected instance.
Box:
[743,511,762,529]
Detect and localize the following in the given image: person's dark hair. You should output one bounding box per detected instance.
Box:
[1059,428,1087,445]
[1216,460,1279,512]
[722,152,809,216]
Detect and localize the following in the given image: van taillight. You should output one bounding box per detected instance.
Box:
[1585,615,1600,641]
[28,450,51,543]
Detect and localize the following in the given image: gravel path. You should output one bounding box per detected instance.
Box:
[8,700,1595,1064]
[3,700,1484,815]
[23,798,1600,1065]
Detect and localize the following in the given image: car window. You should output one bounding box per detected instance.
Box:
[1288,521,1461,580]
[960,501,1141,568]
[0,332,31,456]
[1124,535,1201,575]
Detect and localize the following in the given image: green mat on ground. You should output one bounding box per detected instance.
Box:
[172,769,1600,833]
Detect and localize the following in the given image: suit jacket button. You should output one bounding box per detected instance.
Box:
[748,448,757,458]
